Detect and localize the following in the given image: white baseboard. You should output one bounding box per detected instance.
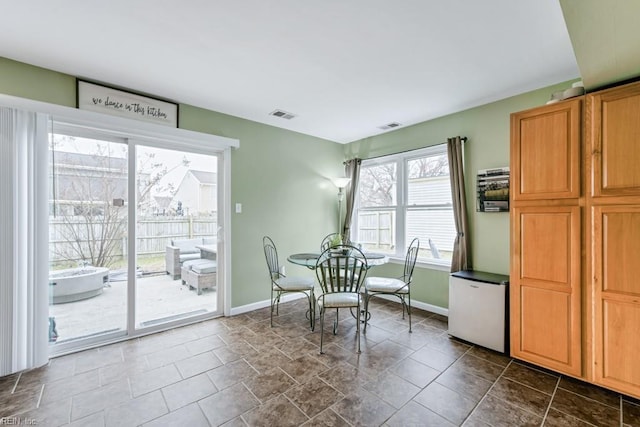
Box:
[374,294,448,317]
[229,292,448,317]
[229,292,306,316]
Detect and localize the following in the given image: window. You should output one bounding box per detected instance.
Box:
[354,145,456,266]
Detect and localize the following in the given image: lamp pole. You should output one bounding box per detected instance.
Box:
[332,177,351,236]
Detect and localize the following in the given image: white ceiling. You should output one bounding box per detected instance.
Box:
[0,0,580,143]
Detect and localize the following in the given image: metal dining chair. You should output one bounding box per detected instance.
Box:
[315,245,368,353]
[320,232,350,252]
[363,237,420,333]
[263,236,315,330]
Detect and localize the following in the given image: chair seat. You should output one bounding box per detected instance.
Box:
[274,276,314,291]
[364,277,409,294]
[318,292,361,308]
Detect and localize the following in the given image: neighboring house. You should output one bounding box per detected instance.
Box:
[171,170,217,216]
[49,150,153,216]
[50,150,127,216]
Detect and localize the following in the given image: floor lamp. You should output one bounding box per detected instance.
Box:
[332,177,351,238]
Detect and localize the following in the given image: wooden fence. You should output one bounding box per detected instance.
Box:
[49,215,217,264]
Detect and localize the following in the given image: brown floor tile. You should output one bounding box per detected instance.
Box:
[160,372,217,412]
[70,378,131,420]
[242,394,309,426]
[424,334,472,358]
[467,346,511,367]
[198,383,259,426]
[0,386,43,418]
[436,364,493,401]
[69,411,104,427]
[410,345,457,371]
[213,341,258,364]
[452,353,506,382]
[15,397,71,426]
[104,390,168,427]
[243,347,292,373]
[502,361,558,395]
[9,298,640,427]
[174,350,223,379]
[73,345,124,374]
[275,336,320,359]
[184,334,226,355]
[467,394,542,426]
[624,399,640,426]
[144,402,210,427]
[281,354,329,384]
[40,370,100,405]
[362,370,421,409]
[317,364,372,394]
[243,367,297,402]
[551,388,620,427]
[301,408,350,427]
[413,381,478,425]
[207,359,259,390]
[385,401,456,427]
[558,376,621,408]
[390,357,440,388]
[145,344,191,370]
[489,377,551,417]
[129,364,182,398]
[332,387,396,427]
[285,378,344,418]
[543,408,594,426]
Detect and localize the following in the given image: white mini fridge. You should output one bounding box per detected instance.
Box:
[448,270,509,353]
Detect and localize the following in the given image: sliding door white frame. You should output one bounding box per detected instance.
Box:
[0,94,238,355]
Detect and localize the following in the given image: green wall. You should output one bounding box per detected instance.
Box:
[0,57,344,309]
[344,79,578,308]
[0,56,579,311]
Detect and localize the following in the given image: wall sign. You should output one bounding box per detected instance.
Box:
[77,80,178,127]
[477,167,510,212]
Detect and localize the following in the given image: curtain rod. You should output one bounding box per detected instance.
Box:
[348,136,467,162]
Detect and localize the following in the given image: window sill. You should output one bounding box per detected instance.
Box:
[386,257,451,272]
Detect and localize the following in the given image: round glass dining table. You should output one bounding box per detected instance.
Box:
[287,252,389,269]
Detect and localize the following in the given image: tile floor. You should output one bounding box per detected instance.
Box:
[1,298,639,426]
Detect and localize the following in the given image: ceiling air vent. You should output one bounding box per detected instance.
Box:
[269,109,296,120]
[378,122,402,130]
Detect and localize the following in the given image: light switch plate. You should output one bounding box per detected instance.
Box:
[235,203,242,213]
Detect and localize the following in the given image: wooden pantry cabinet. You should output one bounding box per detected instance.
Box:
[510,80,640,398]
[510,98,583,377]
[587,82,640,397]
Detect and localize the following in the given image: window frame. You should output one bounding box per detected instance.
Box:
[353,144,454,270]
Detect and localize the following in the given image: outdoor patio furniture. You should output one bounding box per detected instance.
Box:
[166,237,215,279]
[181,259,217,295]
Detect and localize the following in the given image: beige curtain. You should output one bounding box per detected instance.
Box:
[447,137,471,272]
[342,158,362,239]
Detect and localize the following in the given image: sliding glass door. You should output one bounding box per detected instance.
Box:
[135,145,219,328]
[48,127,223,353]
[48,132,129,345]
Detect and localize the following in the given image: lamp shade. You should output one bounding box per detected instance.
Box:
[332,177,351,189]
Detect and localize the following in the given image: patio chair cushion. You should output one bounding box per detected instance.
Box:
[179,252,201,263]
[183,259,210,268]
[191,261,217,274]
[171,238,203,254]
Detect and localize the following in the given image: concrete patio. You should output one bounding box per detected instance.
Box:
[49,273,218,344]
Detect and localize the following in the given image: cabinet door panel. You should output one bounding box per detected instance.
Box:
[511,206,581,376]
[589,82,640,197]
[520,286,572,364]
[592,205,640,396]
[511,99,581,200]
